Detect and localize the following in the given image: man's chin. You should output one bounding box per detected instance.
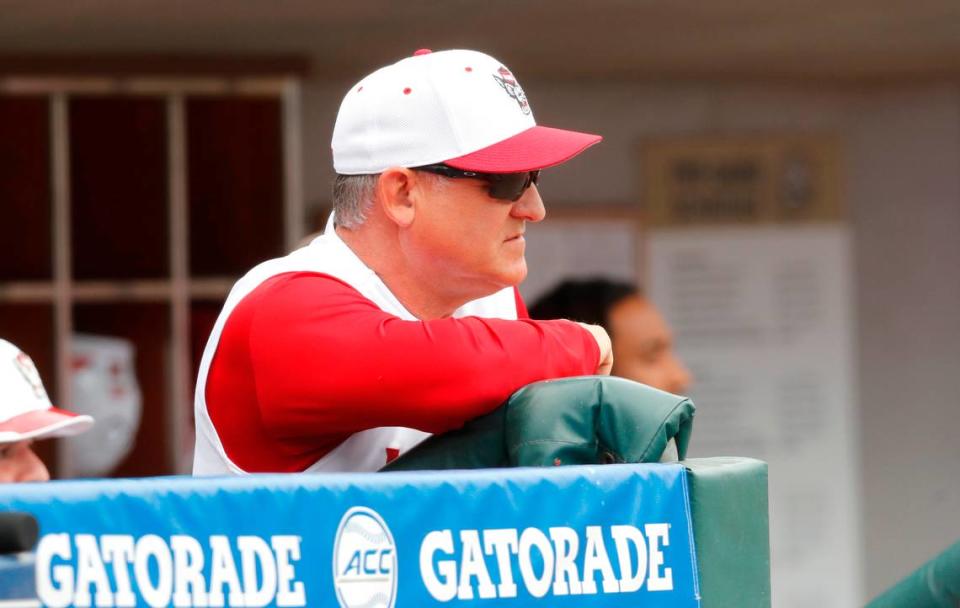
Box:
[469,260,527,296]
[503,269,527,288]
[501,263,528,288]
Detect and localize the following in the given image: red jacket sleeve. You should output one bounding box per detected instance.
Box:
[238,272,598,439]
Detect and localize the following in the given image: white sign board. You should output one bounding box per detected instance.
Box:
[648,225,863,607]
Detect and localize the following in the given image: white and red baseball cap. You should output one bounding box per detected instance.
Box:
[0,339,93,444]
[332,49,602,174]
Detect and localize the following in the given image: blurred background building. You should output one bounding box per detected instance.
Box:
[1,2,958,605]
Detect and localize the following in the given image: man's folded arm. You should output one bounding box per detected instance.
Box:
[245,272,599,439]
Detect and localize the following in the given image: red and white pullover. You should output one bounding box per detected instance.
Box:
[193,220,600,475]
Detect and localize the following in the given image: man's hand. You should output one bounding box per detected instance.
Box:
[576,323,614,375]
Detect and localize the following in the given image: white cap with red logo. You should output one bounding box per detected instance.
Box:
[0,339,93,444]
[332,48,602,174]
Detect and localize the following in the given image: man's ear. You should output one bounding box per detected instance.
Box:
[376,168,420,228]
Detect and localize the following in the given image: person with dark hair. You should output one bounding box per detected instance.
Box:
[530,278,692,395]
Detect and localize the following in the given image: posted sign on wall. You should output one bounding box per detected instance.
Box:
[647,225,862,608]
[643,133,861,608]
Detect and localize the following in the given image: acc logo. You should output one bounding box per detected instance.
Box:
[333,506,397,608]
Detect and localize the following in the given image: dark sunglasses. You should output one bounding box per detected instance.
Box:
[414,164,540,202]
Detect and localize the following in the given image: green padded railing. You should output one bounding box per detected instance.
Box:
[685,457,771,608]
[866,540,960,608]
[385,376,772,607]
[386,375,695,470]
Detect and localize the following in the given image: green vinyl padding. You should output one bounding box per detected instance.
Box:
[684,457,771,608]
[385,375,695,470]
[866,539,960,608]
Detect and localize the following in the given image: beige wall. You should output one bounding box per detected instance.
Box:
[301,78,960,596]
[847,85,960,591]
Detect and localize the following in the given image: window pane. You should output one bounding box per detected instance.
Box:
[70,96,169,280]
[187,96,284,277]
[0,96,51,281]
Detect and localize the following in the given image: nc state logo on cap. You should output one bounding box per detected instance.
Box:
[15,352,48,401]
[493,66,530,115]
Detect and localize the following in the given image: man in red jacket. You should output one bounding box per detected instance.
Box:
[193,49,611,475]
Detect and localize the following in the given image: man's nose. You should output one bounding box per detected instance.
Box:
[512,184,546,222]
